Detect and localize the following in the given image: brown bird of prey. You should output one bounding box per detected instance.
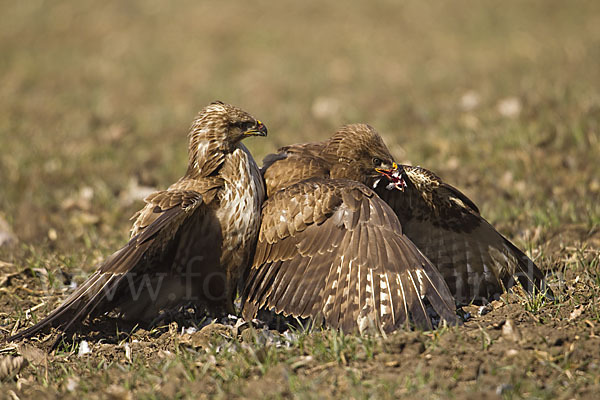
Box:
[245,123,549,314]
[242,124,459,334]
[371,164,550,304]
[10,101,267,344]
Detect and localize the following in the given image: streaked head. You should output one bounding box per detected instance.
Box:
[189,101,267,152]
[187,101,267,177]
[325,123,399,183]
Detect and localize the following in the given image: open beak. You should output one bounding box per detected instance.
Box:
[375,162,407,191]
[375,161,398,175]
[244,120,268,137]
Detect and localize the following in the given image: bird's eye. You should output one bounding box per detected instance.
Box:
[238,121,255,131]
[372,157,382,167]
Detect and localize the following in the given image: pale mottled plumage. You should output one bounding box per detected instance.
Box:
[242,124,458,333]
[10,102,266,345]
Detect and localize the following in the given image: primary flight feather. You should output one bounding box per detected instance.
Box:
[9,101,267,345]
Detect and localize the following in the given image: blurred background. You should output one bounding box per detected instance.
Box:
[0,0,598,256]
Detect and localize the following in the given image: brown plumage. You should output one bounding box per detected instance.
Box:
[373,165,550,304]
[242,124,459,333]
[9,101,267,345]
[264,123,550,305]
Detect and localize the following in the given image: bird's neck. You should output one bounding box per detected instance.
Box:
[186,136,232,178]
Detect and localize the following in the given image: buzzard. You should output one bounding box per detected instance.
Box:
[242,124,459,333]
[372,165,550,304]
[9,101,267,344]
[246,123,549,312]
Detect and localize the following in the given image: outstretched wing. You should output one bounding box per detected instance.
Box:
[9,185,212,343]
[374,165,550,304]
[242,178,458,333]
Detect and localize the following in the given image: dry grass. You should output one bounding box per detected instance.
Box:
[1,0,599,398]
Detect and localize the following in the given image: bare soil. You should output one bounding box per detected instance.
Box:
[1,1,599,398]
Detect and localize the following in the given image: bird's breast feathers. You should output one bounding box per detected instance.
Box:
[217,146,264,247]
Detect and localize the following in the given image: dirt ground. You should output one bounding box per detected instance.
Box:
[1,1,599,399]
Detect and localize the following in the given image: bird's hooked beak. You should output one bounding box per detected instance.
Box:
[375,162,407,191]
[244,120,268,137]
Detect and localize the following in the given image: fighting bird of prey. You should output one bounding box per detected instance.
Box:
[372,164,550,304]
[244,123,549,320]
[9,101,267,345]
[242,124,459,334]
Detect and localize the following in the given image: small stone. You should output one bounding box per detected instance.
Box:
[78,340,91,356]
[48,228,58,241]
[506,349,519,357]
[0,216,17,248]
[569,305,584,321]
[497,97,522,118]
[123,343,132,363]
[478,304,493,316]
[459,91,481,111]
[181,326,197,335]
[502,319,522,342]
[496,383,513,395]
[66,376,79,392]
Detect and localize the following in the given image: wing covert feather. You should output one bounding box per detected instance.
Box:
[9,188,208,344]
[242,178,458,333]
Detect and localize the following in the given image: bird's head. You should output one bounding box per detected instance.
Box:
[189,101,267,151]
[187,101,267,176]
[325,124,405,190]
